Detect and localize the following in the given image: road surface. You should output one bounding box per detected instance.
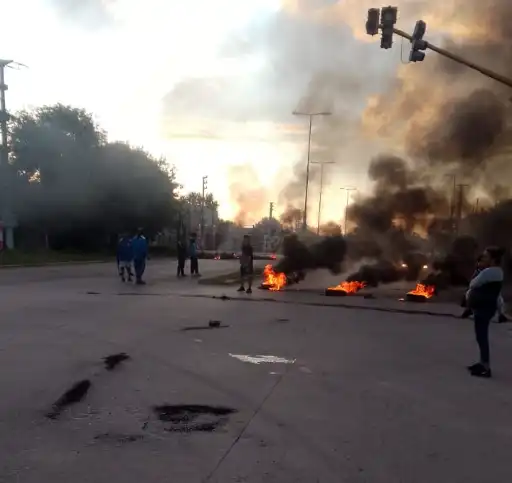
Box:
[1,261,512,482]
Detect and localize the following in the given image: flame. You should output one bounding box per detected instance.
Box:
[407,283,435,298]
[214,255,220,260]
[262,264,287,291]
[327,281,367,293]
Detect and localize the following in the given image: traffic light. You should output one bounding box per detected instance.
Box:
[366,8,380,36]
[409,20,427,62]
[380,6,397,49]
[202,175,208,192]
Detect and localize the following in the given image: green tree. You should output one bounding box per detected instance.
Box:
[9,104,179,251]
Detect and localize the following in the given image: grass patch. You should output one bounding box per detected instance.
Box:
[0,250,111,267]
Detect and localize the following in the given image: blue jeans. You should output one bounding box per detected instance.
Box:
[473,309,495,364]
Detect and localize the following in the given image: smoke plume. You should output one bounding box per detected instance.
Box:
[275,233,347,275]
[228,165,269,226]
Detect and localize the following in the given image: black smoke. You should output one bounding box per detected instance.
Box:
[274,233,346,276]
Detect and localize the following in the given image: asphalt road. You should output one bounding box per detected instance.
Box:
[1,261,512,482]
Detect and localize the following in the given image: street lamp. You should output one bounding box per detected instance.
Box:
[340,186,357,235]
[311,161,335,235]
[292,110,332,231]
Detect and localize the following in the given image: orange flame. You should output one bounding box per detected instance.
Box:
[407,283,435,298]
[262,264,287,291]
[327,281,367,293]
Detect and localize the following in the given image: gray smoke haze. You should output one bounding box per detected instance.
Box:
[162,4,392,213]
[47,0,117,27]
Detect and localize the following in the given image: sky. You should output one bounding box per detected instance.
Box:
[1,0,412,224]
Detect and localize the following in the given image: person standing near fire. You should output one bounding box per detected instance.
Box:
[189,233,200,276]
[237,235,254,294]
[176,238,187,277]
[465,246,504,378]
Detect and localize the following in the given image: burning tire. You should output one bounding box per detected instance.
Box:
[325,288,348,297]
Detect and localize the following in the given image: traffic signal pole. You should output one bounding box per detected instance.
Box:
[391,27,512,90]
[367,7,512,91]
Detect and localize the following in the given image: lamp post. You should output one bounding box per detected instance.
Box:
[340,186,357,235]
[311,161,335,235]
[292,110,332,231]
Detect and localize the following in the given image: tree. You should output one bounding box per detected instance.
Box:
[9,104,179,251]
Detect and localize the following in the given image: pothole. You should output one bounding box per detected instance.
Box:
[153,404,236,433]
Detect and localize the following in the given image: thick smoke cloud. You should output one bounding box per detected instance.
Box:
[275,234,346,275]
[335,0,512,262]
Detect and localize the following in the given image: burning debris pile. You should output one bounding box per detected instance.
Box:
[406,284,436,303]
[261,234,347,291]
[325,281,366,297]
[261,264,287,291]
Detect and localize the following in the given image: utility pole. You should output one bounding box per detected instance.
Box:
[311,161,335,235]
[366,7,512,90]
[340,186,357,235]
[292,110,332,231]
[201,175,208,244]
[455,184,469,235]
[444,174,456,233]
[269,201,274,219]
[0,60,15,250]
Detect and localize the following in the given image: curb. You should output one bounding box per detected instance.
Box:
[0,260,110,269]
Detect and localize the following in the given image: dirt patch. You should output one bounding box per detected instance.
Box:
[47,379,91,419]
[103,352,131,371]
[153,404,236,433]
[94,433,143,444]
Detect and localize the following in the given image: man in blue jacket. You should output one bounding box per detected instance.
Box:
[132,228,148,285]
[117,233,134,282]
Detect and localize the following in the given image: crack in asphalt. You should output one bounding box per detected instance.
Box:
[100,291,460,319]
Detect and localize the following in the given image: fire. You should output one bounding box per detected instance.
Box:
[214,254,220,260]
[407,283,435,298]
[262,264,287,291]
[327,281,367,293]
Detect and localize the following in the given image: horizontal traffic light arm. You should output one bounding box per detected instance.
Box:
[391,26,512,90]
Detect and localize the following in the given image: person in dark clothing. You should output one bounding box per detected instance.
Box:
[465,246,504,378]
[132,228,148,285]
[177,239,187,277]
[117,234,134,282]
[189,233,200,276]
[237,235,254,294]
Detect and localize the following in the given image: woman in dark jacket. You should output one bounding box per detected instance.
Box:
[465,247,504,378]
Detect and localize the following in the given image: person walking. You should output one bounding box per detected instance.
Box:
[237,235,254,294]
[177,238,187,277]
[466,246,504,378]
[189,233,200,276]
[117,233,134,282]
[132,228,148,285]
